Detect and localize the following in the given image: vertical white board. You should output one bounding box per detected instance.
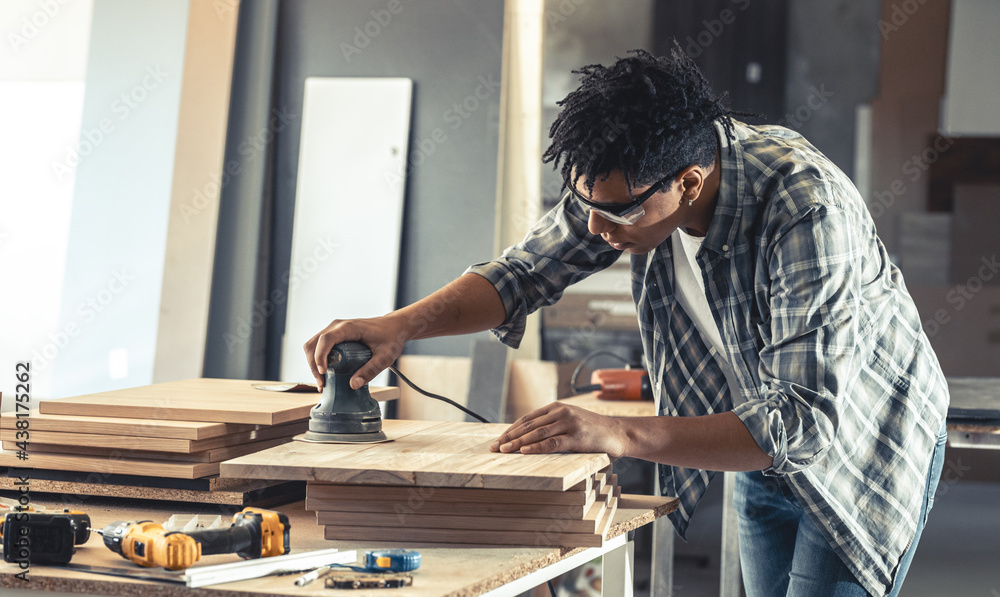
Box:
[280,78,412,383]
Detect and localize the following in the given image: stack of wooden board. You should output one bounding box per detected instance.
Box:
[0,378,398,505]
[221,419,622,547]
[307,470,620,547]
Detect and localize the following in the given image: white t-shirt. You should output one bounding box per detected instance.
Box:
[671,228,743,405]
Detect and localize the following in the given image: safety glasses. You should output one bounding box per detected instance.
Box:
[564,171,676,226]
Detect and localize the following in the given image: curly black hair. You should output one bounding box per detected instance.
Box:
[543,43,740,198]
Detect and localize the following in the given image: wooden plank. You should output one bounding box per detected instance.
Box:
[314,484,615,534]
[7,436,294,463]
[0,421,306,453]
[0,410,255,440]
[221,419,611,491]
[37,378,399,425]
[322,493,617,547]
[307,492,596,519]
[559,395,655,418]
[0,476,303,507]
[306,476,593,505]
[0,450,219,479]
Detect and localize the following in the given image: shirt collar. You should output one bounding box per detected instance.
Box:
[699,119,748,257]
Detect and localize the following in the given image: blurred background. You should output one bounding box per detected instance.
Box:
[1,1,998,595]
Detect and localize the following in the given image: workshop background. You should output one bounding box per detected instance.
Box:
[1,0,998,595]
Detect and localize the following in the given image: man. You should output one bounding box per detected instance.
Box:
[305,46,948,596]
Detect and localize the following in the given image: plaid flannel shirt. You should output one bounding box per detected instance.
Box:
[466,120,949,596]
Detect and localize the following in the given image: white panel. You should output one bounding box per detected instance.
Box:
[942,0,1000,136]
[280,78,412,383]
[51,0,190,397]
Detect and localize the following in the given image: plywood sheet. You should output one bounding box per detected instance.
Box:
[221,419,612,491]
[0,450,219,479]
[559,395,656,418]
[306,476,595,506]
[8,436,294,464]
[0,410,256,439]
[37,378,399,425]
[323,495,617,547]
[314,485,615,534]
[306,494,596,519]
[1,421,306,454]
[0,476,303,507]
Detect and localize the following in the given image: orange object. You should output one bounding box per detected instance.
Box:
[590,369,652,401]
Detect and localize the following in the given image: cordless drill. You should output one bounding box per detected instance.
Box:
[96,507,290,570]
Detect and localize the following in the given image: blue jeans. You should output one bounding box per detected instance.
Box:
[734,428,947,597]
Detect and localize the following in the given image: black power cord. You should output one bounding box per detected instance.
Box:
[387,364,492,424]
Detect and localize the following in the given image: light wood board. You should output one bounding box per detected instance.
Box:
[37,378,399,425]
[0,476,303,507]
[560,395,656,418]
[315,484,616,534]
[0,450,219,479]
[323,494,617,547]
[1,421,306,453]
[0,410,259,440]
[306,493,597,519]
[305,473,602,505]
[221,419,612,491]
[6,436,294,464]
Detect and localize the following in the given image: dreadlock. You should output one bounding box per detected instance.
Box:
[543,42,743,198]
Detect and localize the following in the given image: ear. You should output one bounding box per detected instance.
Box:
[676,165,706,198]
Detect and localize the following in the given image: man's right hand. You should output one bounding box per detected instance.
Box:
[303,314,410,392]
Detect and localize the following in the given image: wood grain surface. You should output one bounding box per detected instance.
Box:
[1,421,306,453]
[559,395,656,418]
[37,378,399,425]
[322,494,617,547]
[221,419,612,491]
[0,450,220,479]
[314,484,616,534]
[305,475,596,505]
[6,436,295,463]
[0,410,256,439]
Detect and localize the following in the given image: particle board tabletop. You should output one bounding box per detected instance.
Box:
[0,494,678,597]
[219,420,611,491]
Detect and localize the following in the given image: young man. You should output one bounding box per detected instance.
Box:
[305,46,948,596]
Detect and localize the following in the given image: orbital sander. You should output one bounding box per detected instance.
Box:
[302,341,387,443]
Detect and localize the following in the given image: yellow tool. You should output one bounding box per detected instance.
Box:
[96,507,290,571]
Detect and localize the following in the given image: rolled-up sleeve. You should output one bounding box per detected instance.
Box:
[733,201,863,475]
[465,196,621,348]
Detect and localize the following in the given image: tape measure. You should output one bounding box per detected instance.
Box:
[363,549,421,573]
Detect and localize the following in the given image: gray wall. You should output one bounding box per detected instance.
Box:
[784,0,882,181]
[269,0,505,368]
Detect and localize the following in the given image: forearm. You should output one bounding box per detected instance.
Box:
[618,411,772,471]
[388,273,507,341]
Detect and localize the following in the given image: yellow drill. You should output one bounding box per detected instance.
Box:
[96,507,290,571]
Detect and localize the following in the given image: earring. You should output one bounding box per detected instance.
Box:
[688,198,693,206]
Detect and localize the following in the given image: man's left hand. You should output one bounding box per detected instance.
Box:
[489,403,629,457]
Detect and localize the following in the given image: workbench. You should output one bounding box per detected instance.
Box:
[0,493,676,597]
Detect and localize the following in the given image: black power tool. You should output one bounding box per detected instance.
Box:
[302,341,387,443]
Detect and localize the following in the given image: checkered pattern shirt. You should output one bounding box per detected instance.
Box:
[466,120,949,596]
